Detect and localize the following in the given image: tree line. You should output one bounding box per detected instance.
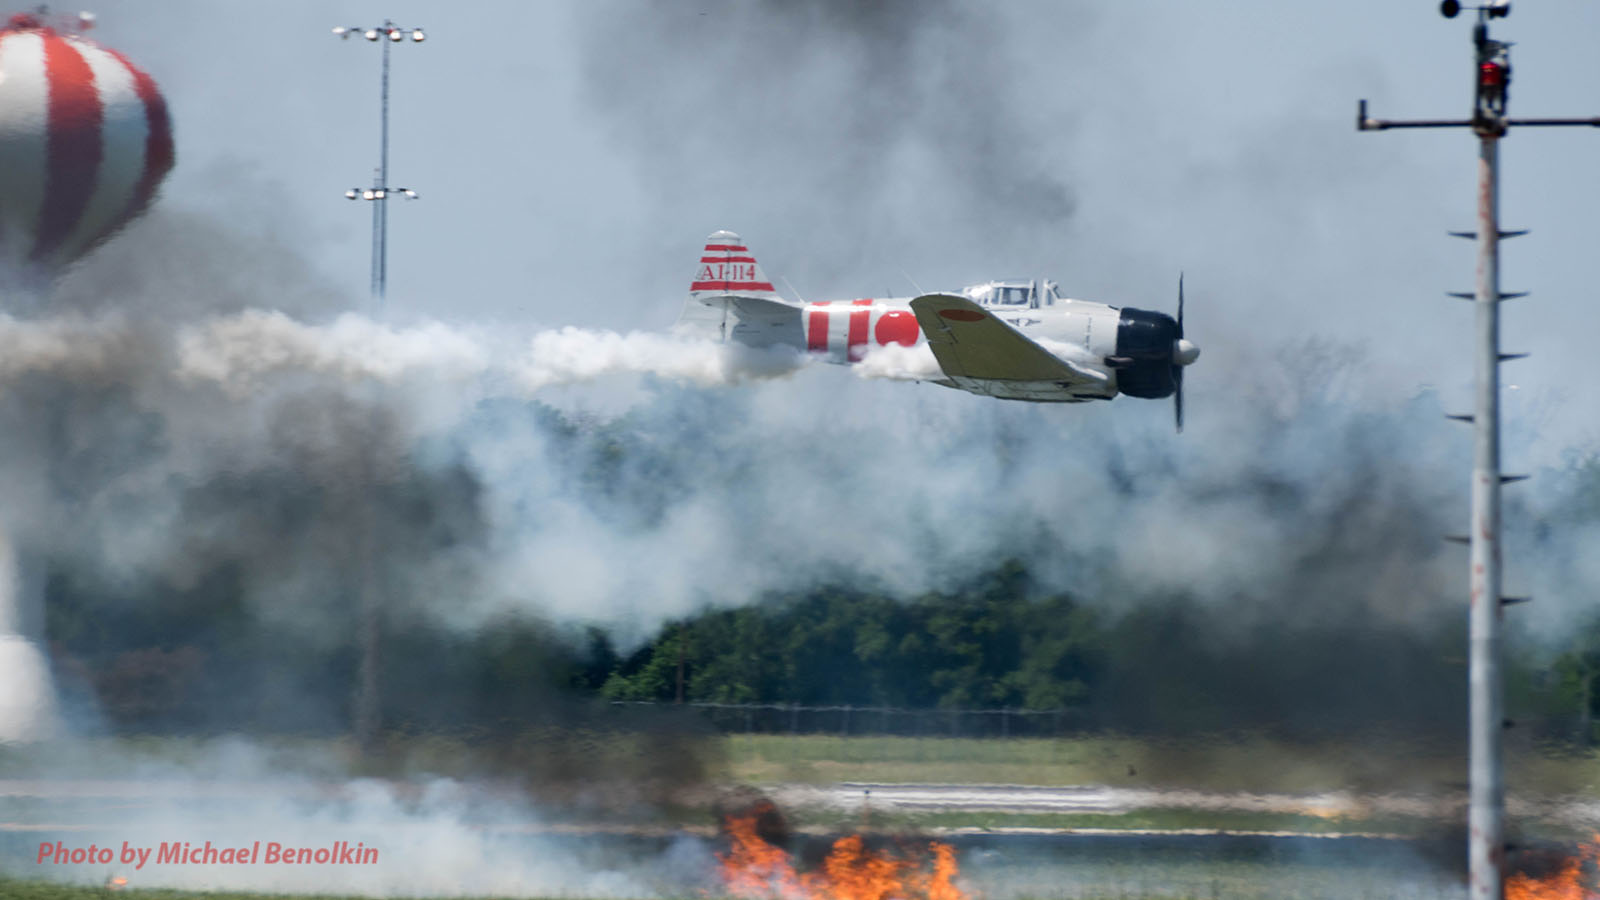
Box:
[31,397,1600,745]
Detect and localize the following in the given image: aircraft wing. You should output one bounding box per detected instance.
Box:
[909,293,1107,385]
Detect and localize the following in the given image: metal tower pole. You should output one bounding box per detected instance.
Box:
[1357,5,1598,897]
[1468,127,1505,900]
[376,23,391,311]
[357,28,392,757]
[354,489,380,754]
[333,19,425,756]
[369,165,383,304]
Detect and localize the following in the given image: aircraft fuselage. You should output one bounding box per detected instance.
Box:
[680,231,1197,408]
[796,293,1126,402]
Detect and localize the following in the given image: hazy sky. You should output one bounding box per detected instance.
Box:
[61,0,1600,458]
[0,1,1588,649]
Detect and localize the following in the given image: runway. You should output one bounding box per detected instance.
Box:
[0,777,1468,898]
[0,777,1452,833]
[0,776,1474,836]
[766,780,1460,828]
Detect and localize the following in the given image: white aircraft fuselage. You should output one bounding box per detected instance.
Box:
[678,231,1199,409]
[791,286,1127,402]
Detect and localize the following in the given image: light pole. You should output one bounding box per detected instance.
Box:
[1357,3,1598,897]
[333,21,425,314]
[332,20,424,756]
[345,180,419,311]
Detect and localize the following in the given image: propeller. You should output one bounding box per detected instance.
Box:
[1173,275,1185,432]
[1167,275,1201,431]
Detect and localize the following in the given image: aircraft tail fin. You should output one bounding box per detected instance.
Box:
[688,230,782,300]
[677,230,800,345]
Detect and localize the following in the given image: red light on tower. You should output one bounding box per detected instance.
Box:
[1479,61,1505,87]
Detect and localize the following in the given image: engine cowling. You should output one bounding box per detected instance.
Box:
[1113,308,1179,399]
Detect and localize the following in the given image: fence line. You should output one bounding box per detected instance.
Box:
[607,700,1088,738]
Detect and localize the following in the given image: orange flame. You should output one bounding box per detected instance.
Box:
[1507,835,1600,900]
[718,815,968,900]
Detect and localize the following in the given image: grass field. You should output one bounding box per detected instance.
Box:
[720,732,1600,839]
[6,731,1597,798]
[723,732,1600,796]
[4,732,1598,840]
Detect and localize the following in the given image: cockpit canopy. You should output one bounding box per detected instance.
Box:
[963,279,1063,309]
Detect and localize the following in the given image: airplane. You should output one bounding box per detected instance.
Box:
[677,230,1200,429]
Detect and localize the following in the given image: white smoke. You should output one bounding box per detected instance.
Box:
[175,311,491,389]
[165,314,811,395]
[513,327,807,393]
[0,308,964,643]
[852,342,943,381]
[0,310,828,400]
[0,630,58,742]
[0,312,141,381]
[9,739,715,897]
[0,305,1582,642]
[0,547,61,743]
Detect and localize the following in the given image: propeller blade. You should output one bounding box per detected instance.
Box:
[1175,381,1184,432]
[1174,274,1185,433]
[1177,273,1185,337]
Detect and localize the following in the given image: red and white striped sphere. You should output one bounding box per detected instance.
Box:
[0,13,173,279]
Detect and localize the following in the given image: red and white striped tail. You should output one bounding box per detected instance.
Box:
[688,230,780,301]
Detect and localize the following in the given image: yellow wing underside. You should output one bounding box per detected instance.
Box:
[908,293,1102,384]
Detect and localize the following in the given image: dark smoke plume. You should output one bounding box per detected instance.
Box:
[577,0,1076,286]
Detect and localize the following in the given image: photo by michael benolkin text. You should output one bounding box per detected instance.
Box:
[37,840,380,870]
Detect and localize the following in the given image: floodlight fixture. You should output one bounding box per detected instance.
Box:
[344,186,419,201]
[1441,0,1510,19]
